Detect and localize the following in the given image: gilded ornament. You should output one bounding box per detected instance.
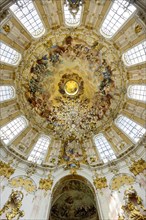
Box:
[9,176,36,193]
[118,186,146,220]
[0,161,15,179]
[26,163,37,176]
[0,190,24,220]
[135,25,142,34]
[39,175,53,191]
[2,24,10,33]
[118,215,124,220]
[64,159,80,175]
[129,159,146,176]
[113,43,119,50]
[44,40,52,48]
[110,174,135,190]
[93,176,107,189]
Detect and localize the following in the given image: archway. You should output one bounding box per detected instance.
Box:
[49,175,99,220]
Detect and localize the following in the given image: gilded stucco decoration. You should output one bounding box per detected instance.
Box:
[0,161,15,179]
[2,24,10,33]
[110,173,135,191]
[93,176,108,190]
[39,175,53,191]
[135,24,143,34]
[9,176,37,193]
[118,186,146,220]
[129,159,146,176]
[0,190,24,220]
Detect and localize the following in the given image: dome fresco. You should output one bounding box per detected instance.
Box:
[0,0,146,168]
[17,34,125,143]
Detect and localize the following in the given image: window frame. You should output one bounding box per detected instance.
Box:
[0,41,21,66]
[122,41,146,66]
[115,115,146,143]
[9,0,45,39]
[0,116,28,145]
[127,84,146,103]
[28,135,51,165]
[93,133,116,163]
[0,85,16,103]
[100,0,136,39]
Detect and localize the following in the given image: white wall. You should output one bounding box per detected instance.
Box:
[0,144,145,220]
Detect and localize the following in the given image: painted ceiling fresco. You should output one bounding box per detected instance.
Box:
[18,32,124,146]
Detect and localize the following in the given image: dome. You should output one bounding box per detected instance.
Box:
[0,0,146,220]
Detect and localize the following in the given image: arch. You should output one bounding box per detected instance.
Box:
[49,175,100,220]
[0,85,15,102]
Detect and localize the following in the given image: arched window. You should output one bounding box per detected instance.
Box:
[0,116,28,145]
[128,85,146,102]
[0,86,15,102]
[123,41,146,66]
[0,42,21,65]
[10,0,45,38]
[100,0,136,38]
[28,135,51,164]
[64,1,82,27]
[94,134,116,163]
[115,115,146,143]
